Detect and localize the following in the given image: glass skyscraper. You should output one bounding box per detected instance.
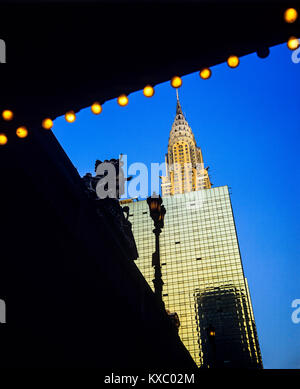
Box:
[121,95,263,368]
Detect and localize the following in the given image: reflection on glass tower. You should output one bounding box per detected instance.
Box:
[195,284,261,368]
[121,94,263,368]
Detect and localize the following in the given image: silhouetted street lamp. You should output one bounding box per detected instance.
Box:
[147,193,166,307]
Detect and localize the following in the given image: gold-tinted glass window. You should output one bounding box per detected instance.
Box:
[126,186,263,368]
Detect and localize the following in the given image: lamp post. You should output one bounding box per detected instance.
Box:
[147,193,166,307]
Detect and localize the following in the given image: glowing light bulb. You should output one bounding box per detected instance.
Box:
[2,110,14,121]
[199,68,212,80]
[284,8,298,23]
[0,133,8,145]
[42,118,53,130]
[287,36,300,50]
[170,76,182,88]
[227,55,240,68]
[117,94,129,107]
[65,110,76,123]
[143,85,155,97]
[16,126,28,138]
[91,102,102,115]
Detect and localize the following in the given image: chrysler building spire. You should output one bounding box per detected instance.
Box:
[176,88,183,115]
[161,91,211,196]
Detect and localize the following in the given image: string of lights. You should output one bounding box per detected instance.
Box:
[0,7,298,146]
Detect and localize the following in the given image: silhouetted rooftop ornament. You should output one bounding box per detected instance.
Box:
[83,157,138,261]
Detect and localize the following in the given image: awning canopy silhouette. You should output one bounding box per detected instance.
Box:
[0,0,299,127]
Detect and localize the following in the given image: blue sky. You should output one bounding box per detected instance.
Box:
[53,43,300,368]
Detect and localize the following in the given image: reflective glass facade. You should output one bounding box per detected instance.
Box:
[124,187,263,368]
